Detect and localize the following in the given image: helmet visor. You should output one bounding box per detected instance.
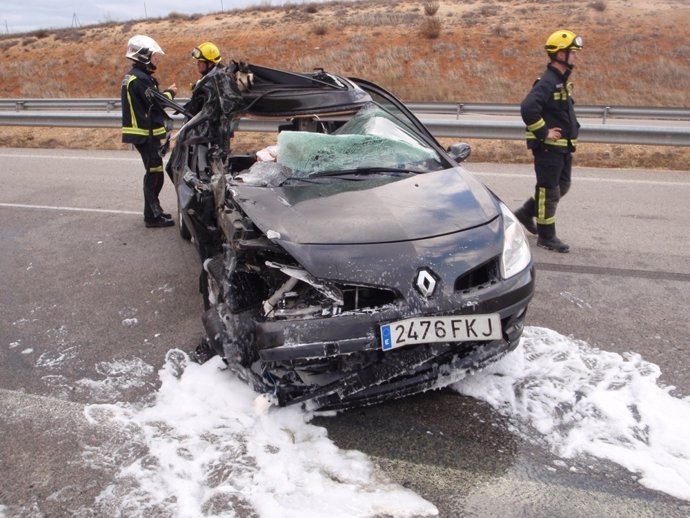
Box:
[191,47,203,60]
[569,35,584,50]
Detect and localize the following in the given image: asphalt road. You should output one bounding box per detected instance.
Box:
[1,148,689,517]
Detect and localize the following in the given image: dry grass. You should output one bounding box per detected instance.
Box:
[0,0,689,170]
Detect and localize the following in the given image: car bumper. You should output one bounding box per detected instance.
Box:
[255,264,534,362]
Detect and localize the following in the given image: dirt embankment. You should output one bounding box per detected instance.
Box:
[1,0,688,170]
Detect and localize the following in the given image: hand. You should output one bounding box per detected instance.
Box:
[167,83,178,95]
[546,127,562,140]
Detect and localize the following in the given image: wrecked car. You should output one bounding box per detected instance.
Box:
[159,64,534,410]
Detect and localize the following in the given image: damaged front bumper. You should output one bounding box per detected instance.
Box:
[202,265,533,410]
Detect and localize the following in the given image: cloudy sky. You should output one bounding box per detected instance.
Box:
[3,0,303,34]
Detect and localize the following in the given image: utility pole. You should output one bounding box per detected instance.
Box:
[4,20,9,34]
[144,2,148,18]
[72,12,80,28]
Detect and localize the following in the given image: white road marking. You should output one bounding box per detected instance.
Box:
[472,171,690,187]
[0,202,139,215]
[0,153,140,161]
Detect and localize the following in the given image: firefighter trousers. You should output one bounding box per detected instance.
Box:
[135,140,166,222]
[520,148,572,239]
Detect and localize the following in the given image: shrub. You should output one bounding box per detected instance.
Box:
[311,22,329,36]
[492,24,509,37]
[55,30,84,43]
[589,0,606,11]
[423,1,440,16]
[31,29,50,39]
[420,16,442,39]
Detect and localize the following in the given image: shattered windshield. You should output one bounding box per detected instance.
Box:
[234,103,449,187]
[277,104,445,177]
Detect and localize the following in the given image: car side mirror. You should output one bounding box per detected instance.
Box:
[447,142,471,163]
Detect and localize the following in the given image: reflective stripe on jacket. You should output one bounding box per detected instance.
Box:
[521,64,580,153]
[121,64,173,144]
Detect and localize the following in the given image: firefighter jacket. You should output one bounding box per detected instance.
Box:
[521,63,580,153]
[121,63,175,145]
[182,65,224,118]
[178,64,246,152]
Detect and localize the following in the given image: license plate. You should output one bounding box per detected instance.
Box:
[380,314,501,351]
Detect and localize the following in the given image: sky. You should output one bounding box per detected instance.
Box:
[2,0,311,34]
[13,325,687,515]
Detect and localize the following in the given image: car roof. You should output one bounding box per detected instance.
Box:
[243,64,373,118]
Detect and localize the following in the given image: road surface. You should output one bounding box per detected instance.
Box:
[1,148,688,517]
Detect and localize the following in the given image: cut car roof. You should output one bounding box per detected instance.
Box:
[243,64,373,117]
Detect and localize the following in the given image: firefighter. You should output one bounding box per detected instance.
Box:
[177,41,247,157]
[184,42,224,117]
[121,34,178,228]
[513,29,584,253]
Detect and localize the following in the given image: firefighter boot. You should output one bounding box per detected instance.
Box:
[155,201,171,219]
[537,224,570,253]
[143,173,173,227]
[514,200,537,235]
[145,218,174,228]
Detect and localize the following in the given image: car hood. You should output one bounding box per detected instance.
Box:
[231,167,499,244]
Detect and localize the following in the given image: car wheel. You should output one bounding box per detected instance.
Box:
[179,206,192,241]
[200,269,212,311]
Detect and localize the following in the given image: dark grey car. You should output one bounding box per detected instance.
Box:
[158,64,534,410]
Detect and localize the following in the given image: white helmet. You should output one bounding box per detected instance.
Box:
[125,35,164,67]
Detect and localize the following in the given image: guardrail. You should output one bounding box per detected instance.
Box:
[0,99,123,112]
[1,100,689,147]
[2,98,690,122]
[407,102,690,123]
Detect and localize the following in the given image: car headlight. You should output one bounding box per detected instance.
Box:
[500,202,531,279]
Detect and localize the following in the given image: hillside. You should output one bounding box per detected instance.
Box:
[1,0,689,169]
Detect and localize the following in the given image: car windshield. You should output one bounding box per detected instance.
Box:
[277,104,445,177]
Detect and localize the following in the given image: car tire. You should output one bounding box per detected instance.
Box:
[199,269,213,311]
[179,206,192,241]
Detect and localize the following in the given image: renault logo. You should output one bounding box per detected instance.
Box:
[415,268,437,298]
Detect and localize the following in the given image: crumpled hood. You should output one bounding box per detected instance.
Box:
[231,167,499,245]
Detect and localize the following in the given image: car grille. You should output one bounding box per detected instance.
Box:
[340,285,398,311]
[454,257,500,293]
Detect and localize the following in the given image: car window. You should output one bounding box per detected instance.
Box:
[333,104,425,147]
[349,78,438,144]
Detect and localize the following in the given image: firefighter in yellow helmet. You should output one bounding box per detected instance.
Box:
[513,30,583,253]
[184,42,224,117]
[177,41,247,161]
[121,34,178,228]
